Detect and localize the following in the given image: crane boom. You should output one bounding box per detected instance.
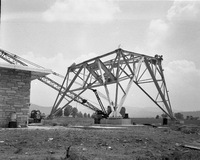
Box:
[0,49,102,115]
[91,89,107,114]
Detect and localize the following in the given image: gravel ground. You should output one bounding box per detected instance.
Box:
[0,123,200,160]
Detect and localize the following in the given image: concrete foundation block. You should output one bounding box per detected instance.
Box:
[101,118,132,125]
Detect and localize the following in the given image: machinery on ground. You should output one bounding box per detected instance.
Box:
[29,110,43,123]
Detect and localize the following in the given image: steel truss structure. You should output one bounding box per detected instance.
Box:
[52,48,174,119]
[0,48,174,119]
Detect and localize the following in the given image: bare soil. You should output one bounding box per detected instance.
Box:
[0,119,200,160]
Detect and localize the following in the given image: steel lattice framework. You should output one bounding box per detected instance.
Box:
[52,48,174,119]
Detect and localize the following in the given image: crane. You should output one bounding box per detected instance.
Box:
[0,49,108,118]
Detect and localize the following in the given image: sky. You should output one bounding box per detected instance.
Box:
[0,0,200,116]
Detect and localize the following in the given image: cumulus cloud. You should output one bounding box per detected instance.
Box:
[166,60,200,86]
[43,0,120,23]
[21,51,99,75]
[73,52,98,64]
[147,19,169,48]
[2,13,39,22]
[21,52,70,75]
[20,51,100,106]
[165,60,200,111]
[18,52,68,106]
[147,0,200,63]
[167,0,200,21]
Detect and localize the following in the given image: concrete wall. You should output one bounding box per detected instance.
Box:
[0,68,31,127]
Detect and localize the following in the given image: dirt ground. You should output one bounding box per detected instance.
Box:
[0,120,200,160]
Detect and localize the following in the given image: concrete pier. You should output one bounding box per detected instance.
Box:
[101,118,131,125]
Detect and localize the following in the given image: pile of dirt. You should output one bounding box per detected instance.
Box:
[170,124,200,134]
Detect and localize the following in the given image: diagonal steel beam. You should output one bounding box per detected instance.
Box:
[98,59,116,82]
[52,65,84,112]
[134,81,174,119]
[144,58,173,118]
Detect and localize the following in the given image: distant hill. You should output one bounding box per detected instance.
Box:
[29,104,52,115]
[125,106,163,118]
[180,111,200,118]
[126,106,200,118]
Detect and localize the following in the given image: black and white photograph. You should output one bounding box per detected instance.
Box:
[0,0,200,159]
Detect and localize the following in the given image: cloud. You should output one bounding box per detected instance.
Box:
[146,0,200,64]
[43,0,120,23]
[20,51,100,106]
[21,52,70,75]
[73,52,98,64]
[1,12,42,22]
[147,19,169,48]
[19,52,68,106]
[21,51,99,76]
[167,0,200,21]
[165,60,200,111]
[166,60,200,87]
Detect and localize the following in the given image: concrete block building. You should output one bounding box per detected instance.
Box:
[0,63,51,127]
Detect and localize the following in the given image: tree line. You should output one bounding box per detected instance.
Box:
[56,105,91,118]
[156,112,199,120]
[56,105,127,118]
